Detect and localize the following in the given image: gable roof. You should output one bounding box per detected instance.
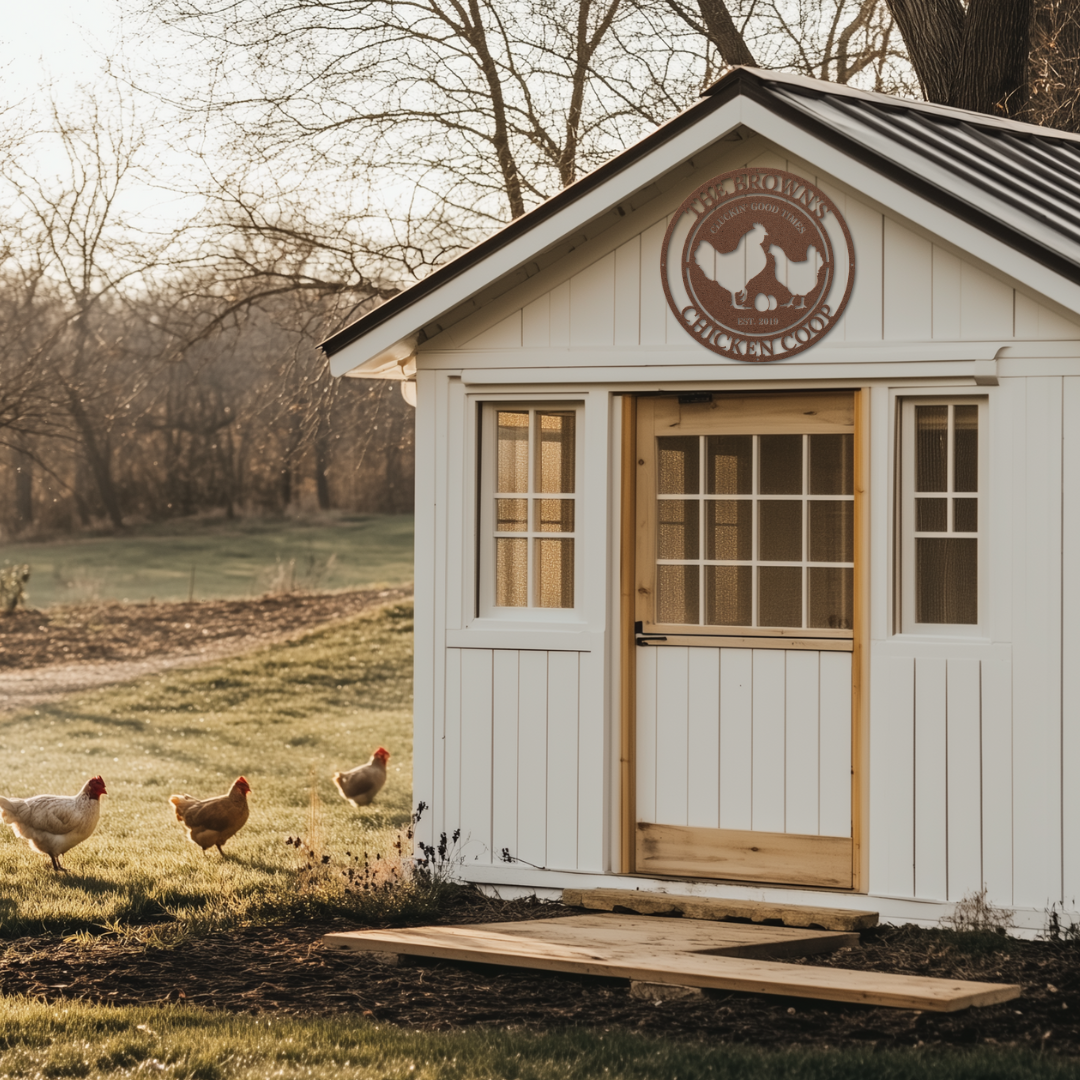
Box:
[321,66,1080,376]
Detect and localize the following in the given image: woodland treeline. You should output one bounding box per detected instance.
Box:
[1,0,1076,537]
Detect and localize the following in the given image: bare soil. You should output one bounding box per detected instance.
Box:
[0,589,411,710]
[1,893,1079,1054]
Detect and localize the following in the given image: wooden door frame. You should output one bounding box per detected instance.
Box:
[618,388,870,892]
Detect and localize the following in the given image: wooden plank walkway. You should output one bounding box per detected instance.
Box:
[563,887,879,931]
[323,912,1019,1012]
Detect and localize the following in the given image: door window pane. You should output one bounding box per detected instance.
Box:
[497,412,530,492]
[759,566,802,627]
[536,412,576,493]
[809,501,854,563]
[917,538,977,624]
[535,539,574,608]
[916,406,948,492]
[809,567,853,630]
[917,498,947,532]
[497,499,528,532]
[657,564,699,624]
[954,405,978,492]
[658,500,699,560]
[759,435,803,495]
[759,501,802,562]
[706,435,752,494]
[495,538,528,606]
[706,565,751,626]
[706,500,751,560]
[953,498,978,533]
[658,436,699,494]
[809,434,854,495]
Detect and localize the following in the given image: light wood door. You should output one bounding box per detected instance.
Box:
[632,391,859,889]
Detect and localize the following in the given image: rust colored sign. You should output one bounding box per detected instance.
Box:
[661,168,855,361]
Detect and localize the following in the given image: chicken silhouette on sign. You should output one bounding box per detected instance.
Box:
[693,222,769,309]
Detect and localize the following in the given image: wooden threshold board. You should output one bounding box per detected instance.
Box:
[323,913,1018,1012]
[564,887,879,932]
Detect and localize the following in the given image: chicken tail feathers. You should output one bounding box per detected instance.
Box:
[169,794,198,820]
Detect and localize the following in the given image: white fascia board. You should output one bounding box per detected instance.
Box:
[740,98,1080,318]
[328,99,748,378]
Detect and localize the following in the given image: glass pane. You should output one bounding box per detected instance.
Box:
[705,435,752,495]
[657,499,699,560]
[535,498,574,533]
[916,406,948,492]
[759,501,802,562]
[808,567,853,630]
[705,565,752,626]
[759,434,803,495]
[536,412,576,493]
[657,564,699,625]
[658,436,699,495]
[495,537,528,606]
[496,499,528,532]
[759,565,802,628]
[535,538,574,608]
[916,498,947,532]
[954,405,978,492]
[917,538,977,624]
[954,498,978,533]
[809,501,854,563]
[809,434,854,495]
[497,411,529,493]
[705,500,751,560]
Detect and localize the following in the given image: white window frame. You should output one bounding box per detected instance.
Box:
[899,396,989,638]
[476,400,585,622]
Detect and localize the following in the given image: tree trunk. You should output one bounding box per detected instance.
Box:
[67,390,124,529]
[314,422,332,511]
[884,0,965,102]
[13,446,32,531]
[952,0,1033,116]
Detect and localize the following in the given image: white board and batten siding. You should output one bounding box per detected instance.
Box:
[637,647,851,838]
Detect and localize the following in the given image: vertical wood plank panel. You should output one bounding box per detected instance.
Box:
[444,378,467,635]
[640,218,668,346]
[819,651,853,838]
[752,650,787,833]
[946,658,983,901]
[655,647,690,825]
[570,252,615,347]
[443,648,463,838]
[549,280,571,347]
[981,656,1014,906]
[614,237,641,347]
[1064,378,1080,903]
[459,649,494,864]
[686,648,721,830]
[719,648,754,831]
[547,652,581,869]
[577,649,607,872]
[883,219,932,341]
[522,294,550,347]
[915,656,948,901]
[869,654,915,897]
[491,651,520,867]
[960,263,1014,339]
[931,247,962,340]
[1013,377,1063,908]
[783,651,820,835]
[1014,292,1040,340]
[635,645,658,823]
[517,651,549,867]
[838,196,882,341]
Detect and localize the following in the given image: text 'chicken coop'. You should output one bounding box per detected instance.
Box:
[662,168,855,361]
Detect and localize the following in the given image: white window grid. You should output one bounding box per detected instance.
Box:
[655,433,854,631]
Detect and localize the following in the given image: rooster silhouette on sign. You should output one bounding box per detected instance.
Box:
[693,222,768,310]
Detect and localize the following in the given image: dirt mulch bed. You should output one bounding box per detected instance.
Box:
[2,892,1078,1053]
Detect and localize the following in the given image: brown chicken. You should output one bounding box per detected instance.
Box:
[332,747,390,807]
[0,775,107,871]
[169,776,251,855]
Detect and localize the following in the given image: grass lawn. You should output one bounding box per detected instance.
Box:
[0,513,414,607]
[0,601,416,938]
[0,998,1076,1080]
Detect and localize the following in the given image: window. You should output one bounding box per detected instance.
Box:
[478,403,581,616]
[900,398,986,634]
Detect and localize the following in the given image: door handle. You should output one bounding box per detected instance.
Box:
[635,634,668,646]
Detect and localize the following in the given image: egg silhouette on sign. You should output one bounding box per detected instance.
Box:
[661,168,855,361]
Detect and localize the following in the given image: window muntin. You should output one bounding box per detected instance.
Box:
[485,405,579,612]
[653,431,855,632]
[901,398,985,634]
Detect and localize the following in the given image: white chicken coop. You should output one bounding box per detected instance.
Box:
[322,68,1080,931]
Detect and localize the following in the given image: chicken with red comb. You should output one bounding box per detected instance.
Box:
[333,747,390,807]
[170,776,251,855]
[0,775,107,871]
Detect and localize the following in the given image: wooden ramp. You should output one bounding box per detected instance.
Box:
[563,887,879,932]
[323,913,1019,1012]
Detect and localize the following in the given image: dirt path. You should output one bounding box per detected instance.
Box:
[0,587,412,712]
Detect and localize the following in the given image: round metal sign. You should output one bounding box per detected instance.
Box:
[661,168,855,361]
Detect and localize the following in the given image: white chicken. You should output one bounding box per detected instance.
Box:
[693,222,768,309]
[768,243,823,308]
[0,775,107,871]
[333,747,390,808]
